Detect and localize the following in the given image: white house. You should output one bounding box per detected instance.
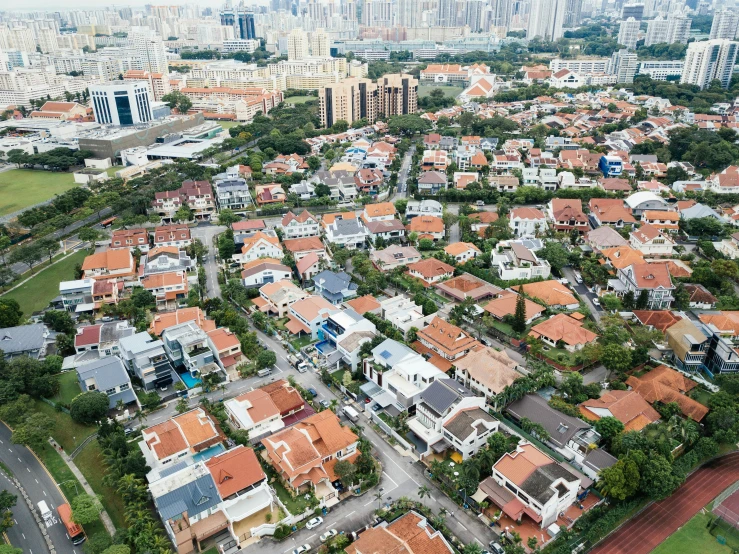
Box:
[630,223,675,256]
[380,295,434,338]
[280,210,320,239]
[509,207,548,237]
[493,243,551,281]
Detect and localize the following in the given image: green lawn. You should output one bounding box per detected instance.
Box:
[2,250,87,316]
[216,121,241,130]
[290,334,315,351]
[0,169,79,216]
[75,439,127,529]
[541,347,581,367]
[286,96,317,104]
[692,389,713,407]
[272,479,310,515]
[32,400,97,452]
[51,371,82,406]
[653,510,734,554]
[418,84,464,98]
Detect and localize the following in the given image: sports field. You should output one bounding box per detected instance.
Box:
[652,510,734,554]
[0,169,78,216]
[418,84,464,98]
[217,121,241,129]
[286,95,318,104]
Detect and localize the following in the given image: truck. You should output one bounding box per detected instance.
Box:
[38,500,55,527]
[343,405,359,422]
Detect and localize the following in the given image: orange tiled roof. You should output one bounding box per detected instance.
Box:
[81,249,134,271]
[625,365,707,422]
[579,390,660,431]
[205,446,265,498]
[529,313,598,347]
[344,295,381,315]
[150,307,215,335]
[512,280,578,306]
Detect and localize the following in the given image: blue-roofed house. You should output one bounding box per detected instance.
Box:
[312,270,358,304]
[76,356,138,409]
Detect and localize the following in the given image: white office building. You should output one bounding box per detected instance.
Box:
[90,81,153,126]
[618,17,640,50]
[527,0,567,41]
[681,39,739,90]
[637,60,684,81]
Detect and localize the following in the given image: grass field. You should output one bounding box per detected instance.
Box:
[51,371,82,406]
[418,84,464,98]
[0,169,79,216]
[2,249,87,316]
[652,510,734,554]
[217,121,241,129]
[286,95,318,104]
[75,439,127,529]
[32,400,97,452]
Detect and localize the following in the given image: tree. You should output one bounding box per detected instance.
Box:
[70,391,110,424]
[256,350,276,369]
[537,242,570,272]
[639,454,682,500]
[342,370,353,387]
[0,235,11,266]
[101,546,131,554]
[161,91,192,114]
[217,208,239,229]
[333,459,357,485]
[36,237,59,264]
[512,294,527,333]
[0,490,16,534]
[594,416,624,444]
[600,294,622,312]
[306,156,321,171]
[175,397,189,414]
[218,232,236,260]
[11,412,54,448]
[71,493,103,525]
[636,289,649,310]
[601,344,633,375]
[417,485,431,499]
[0,299,22,328]
[175,205,192,223]
[43,310,75,334]
[598,457,640,500]
[9,243,43,273]
[673,283,690,311]
[0,547,22,554]
[78,227,103,245]
[463,545,483,554]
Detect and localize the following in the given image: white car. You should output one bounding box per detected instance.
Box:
[306,517,323,530]
[292,545,311,554]
[320,529,338,542]
[592,297,600,307]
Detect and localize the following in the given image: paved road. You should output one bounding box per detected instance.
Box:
[0,423,77,554]
[0,472,49,554]
[394,144,415,200]
[561,266,604,325]
[191,223,227,298]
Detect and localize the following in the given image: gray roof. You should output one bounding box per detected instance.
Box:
[583,448,618,473]
[443,407,497,441]
[0,324,47,356]
[314,270,356,294]
[680,203,723,221]
[332,218,366,237]
[507,394,591,449]
[99,322,135,343]
[154,473,221,521]
[520,463,579,505]
[418,171,447,185]
[420,379,474,415]
[372,338,416,367]
[76,356,131,390]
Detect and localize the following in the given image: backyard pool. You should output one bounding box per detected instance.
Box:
[179,372,202,389]
[192,443,226,463]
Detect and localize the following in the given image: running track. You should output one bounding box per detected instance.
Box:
[592,452,739,554]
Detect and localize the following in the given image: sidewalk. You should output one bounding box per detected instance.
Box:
[49,438,116,536]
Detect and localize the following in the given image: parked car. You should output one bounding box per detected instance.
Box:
[319,400,330,409]
[306,517,323,530]
[372,403,382,412]
[292,545,311,554]
[320,529,338,542]
[307,387,318,397]
[489,543,505,554]
[574,272,583,284]
[592,297,600,307]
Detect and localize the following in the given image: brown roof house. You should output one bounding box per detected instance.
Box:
[435,272,502,302]
[626,365,708,422]
[417,316,480,362]
[346,511,453,554]
[611,262,675,310]
[512,280,579,310]
[455,347,521,404]
[529,313,598,353]
[579,391,660,432]
[407,258,455,285]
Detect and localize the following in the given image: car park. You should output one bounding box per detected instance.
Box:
[320,529,338,542]
[306,517,323,530]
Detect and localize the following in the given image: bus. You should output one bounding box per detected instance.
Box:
[58,503,86,546]
[100,216,117,228]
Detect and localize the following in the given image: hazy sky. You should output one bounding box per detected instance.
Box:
[8,1,227,11]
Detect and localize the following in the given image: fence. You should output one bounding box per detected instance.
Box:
[369,411,415,452]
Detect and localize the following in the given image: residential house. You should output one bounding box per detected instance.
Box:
[141,271,188,308]
[625,191,670,217]
[213,170,252,212]
[235,231,283,264]
[666,318,709,373]
[513,280,579,310]
[262,410,358,505]
[286,295,336,339]
[315,308,376,371]
[207,328,243,374]
[417,171,448,194]
[73,321,134,358]
[240,258,292,288]
[313,270,358,304]
[346,511,454,554]
[685,284,717,309]
[254,280,309,317]
[408,216,445,242]
[149,307,215,337]
[408,379,499,460]
[469,211,500,235]
[588,199,636,228]
[406,199,443,220]
[598,177,632,193]
[454,347,520,404]
[232,220,267,243]
[366,219,406,242]
[529,313,598,352]
[282,237,327,262]
[435,273,502,303]
[483,292,545,325]
[296,252,322,285]
[407,258,455,285]
[380,295,434,338]
[642,210,680,232]
[76,356,137,409]
[119,332,174,390]
[630,224,675,256]
[493,243,551,281]
[422,150,449,172]
[371,245,421,271]
[280,210,320,239]
[110,228,150,253]
[140,408,226,471]
[225,379,305,438]
[153,180,215,220]
[59,279,95,312]
[612,262,675,309]
[579,390,660,431]
[153,224,191,249]
[444,242,480,263]
[354,168,385,194]
[548,199,589,233]
[254,184,286,206]
[509,208,548,237]
[81,249,136,281]
[139,247,194,277]
[485,442,581,528]
[344,295,382,316]
[417,316,480,363]
[626,365,708,422]
[585,226,628,252]
[716,232,739,259]
[324,218,368,249]
[162,322,222,381]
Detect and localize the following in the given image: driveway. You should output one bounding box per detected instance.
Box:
[0,423,76,554]
[561,266,604,325]
[191,223,227,298]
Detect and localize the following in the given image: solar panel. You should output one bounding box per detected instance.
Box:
[380,350,391,359]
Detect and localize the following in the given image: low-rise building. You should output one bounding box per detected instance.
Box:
[313,270,358,304]
[380,295,434,338]
[81,249,136,281]
[286,295,337,339]
[408,215,445,241]
[529,313,598,352]
[254,280,309,317]
[407,258,455,285]
[454,347,520,405]
[346,511,454,554]
[241,258,292,288]
[509,207,547,237]
[371,245,421,271]
[417,171,448,194]
[225,379,305,439]
[493,243,551,281]
[630,223,676,256]
[610,262,675,309]
[417,316,480,363]
[579,390,660,432]
[548,199,588,233]
[153,224,192,249]
[110,228,150,252]
[513,280,579,310]
[119,332,174,390]
[139,247,194,276]
[282,236,327,262]
[162,321,222,381]
[444,242,480,263]
[235,231,283,264]
[324,218,368,249]
[207,328,244,374]
[406,199,443,219]
[76,356,137,409]
[141,271,188,308]
[281,210,320,239]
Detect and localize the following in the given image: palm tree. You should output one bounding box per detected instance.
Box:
[669,415,699,447]
[330,399,338,413]
[375,491,384,510]
[135,410,147,425]
[417,485,431,500]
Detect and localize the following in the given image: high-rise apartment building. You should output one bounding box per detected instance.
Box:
[379,73,418,117]
[129,27,168,74]
[564,0,583,27]
[397,0,421,27]
[436,0,458,27]
[124,70,172,102]
[490,0,512,28]
[645,13,690,46]
[681,39,739,89]
[621,3,645,20]
[10,27,36,53]
[90,81,153,126]
[220,9,256,40]
[287,28,309,61]
[310,29,330,57]
[609,48,638,83]
[36,28,58,53]
[710,9,739,40]
[527,0,566,41]
[363,0,393,27]
[617,17,640,50]
[463,0,485,32]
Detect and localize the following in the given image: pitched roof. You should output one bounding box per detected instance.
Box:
[444,242,481,256]
[508,394,591,449]
[699,311,739,335]
[511,207,546,220]
[81,249,133,271]
[685,284,717,305]
[281,210,316,226]
[409,216,444,234]
[143,408,224,460]
[407,258,455,279]
[601,246,645,269]
[150,307,215,336]
[417,316,479,357]
[282,236,324,253]
[205,446,265,498]
[529,313,598,347]
[260,379,305,415]
[484,292,544,321]
[364,202,397,218]
[344,295,381,315]
[625,365,708,422]
[624,262,673,290]
[579,390,660,431]
[632,310,682,332]
[512,280,578,306]
[453,347,520,395]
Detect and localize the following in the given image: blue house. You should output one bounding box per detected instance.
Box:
[76,356,138,409]
[599,155,623,177]
[313,270,358,304]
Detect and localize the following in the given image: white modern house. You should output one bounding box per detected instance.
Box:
[380,295,434,338]
[509,207,548,237]
[493,243,551,281]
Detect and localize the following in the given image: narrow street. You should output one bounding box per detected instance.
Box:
[191,223,227,298]
[560,266,604,325]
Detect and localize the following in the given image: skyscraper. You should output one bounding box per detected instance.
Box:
[609,48,638,83]
[617,17,640,50]
[490,0,512,28]
[379,74,418,116]
[527,0,566,41]
[397,0,421,27]
[681,39,739,89]
[287,28,309,60]
[564,0,583,27]
[220,9,256,40]
[464,0,485,32]
[710,9,739,40]
[436,0,458,27]
[310,29,330,57]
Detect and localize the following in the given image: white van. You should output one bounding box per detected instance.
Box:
[574,272,583,284]
[257,367,273,377]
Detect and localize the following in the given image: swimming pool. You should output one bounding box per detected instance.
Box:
[179,372,202,389]
[192,443,225,463]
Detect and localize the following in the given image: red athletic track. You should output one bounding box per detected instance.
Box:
[591,452,739,554]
